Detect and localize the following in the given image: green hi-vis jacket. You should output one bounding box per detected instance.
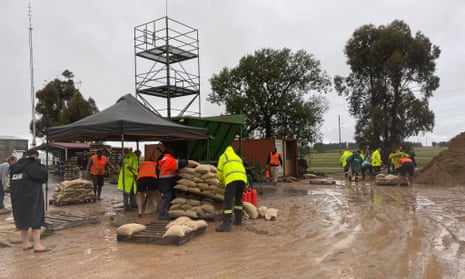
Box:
[217,146,247,186]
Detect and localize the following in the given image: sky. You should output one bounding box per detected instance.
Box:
[1,0,464,148]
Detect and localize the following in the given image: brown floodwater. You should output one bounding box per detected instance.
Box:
[1,175,465,279]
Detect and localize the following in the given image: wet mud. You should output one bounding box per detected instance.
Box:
[1,176,465,279]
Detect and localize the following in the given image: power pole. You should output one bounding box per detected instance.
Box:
[28,2,37,147]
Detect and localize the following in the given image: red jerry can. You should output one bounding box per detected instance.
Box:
[246,189,252,203]
[242,190,248,203]
[250,188,257,206]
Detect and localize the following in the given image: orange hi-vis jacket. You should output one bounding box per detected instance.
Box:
[399,157,413,165]
[90,155,107,176]
[158,153,178,178]
[269,152,281,166]
[136,161,158,181]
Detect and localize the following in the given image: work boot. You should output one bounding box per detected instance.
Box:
[233,209,242,226]
[216,214,232,232]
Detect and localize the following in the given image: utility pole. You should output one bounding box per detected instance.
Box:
[28,2,37,147]
[338,115,342,156]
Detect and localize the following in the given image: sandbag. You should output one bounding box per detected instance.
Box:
[264,208,278,221]
[116,223,146,236]
[243,201,259,219]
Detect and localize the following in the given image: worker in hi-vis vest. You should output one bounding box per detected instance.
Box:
[266,147,282,185]
[216,146,248,232]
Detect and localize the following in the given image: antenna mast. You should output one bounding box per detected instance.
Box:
[28,2,36,146]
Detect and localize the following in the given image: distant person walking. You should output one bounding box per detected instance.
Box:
[0,156,17,214]
[87,149,115,201]
[9,150,49,252]
[266,147,282,185]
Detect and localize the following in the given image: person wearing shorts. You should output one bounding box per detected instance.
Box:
[136,160,159,217]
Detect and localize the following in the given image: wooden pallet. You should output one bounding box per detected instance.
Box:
[45,214,100,232]
[117,221,207,245]
[49,198,96,206]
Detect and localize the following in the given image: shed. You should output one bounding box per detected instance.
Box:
[0,136,28,161]
[232,138,298,178]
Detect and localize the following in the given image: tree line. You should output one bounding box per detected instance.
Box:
[33,20,441,162]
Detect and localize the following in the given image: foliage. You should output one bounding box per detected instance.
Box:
[334,20,440,160]
[208,48,331,145]
[32,70,99,137]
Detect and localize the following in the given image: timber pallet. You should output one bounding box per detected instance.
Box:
[45,213,100,233]
[117,221,207,245]
[49,198,96,206]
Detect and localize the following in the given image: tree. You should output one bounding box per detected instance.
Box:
[334,20,440,159]
[32,70,99,137]
[208,48,331,145]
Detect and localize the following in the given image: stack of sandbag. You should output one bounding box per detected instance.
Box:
[175,164,224,201]
[242,201,279,221]
[168,194,223,219]
[52,179,96,203]
[168,163,225,219]
[375,174,408,186]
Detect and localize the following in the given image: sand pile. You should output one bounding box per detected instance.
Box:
[415,132,465,186]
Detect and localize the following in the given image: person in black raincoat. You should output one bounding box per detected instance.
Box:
[9,150,50,252]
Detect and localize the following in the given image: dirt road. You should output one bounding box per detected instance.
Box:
[1,176,464,279]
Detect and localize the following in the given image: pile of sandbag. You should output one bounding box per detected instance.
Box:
[175,164,224,201]
[168,194,223,219]
[375,174,408,186]
[162,216,208,238]
[52,179,96,203]
[168,163,225,219]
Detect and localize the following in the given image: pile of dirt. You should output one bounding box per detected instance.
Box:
[415,132,465,186]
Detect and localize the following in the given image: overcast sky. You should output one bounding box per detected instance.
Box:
[2,0,464,147]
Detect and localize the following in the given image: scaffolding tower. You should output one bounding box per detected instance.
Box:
[134,17,200,119]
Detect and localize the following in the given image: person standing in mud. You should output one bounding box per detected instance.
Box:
[371,147,382,175]
[388,148,409,174]
[9,150,49,252]
[398,156,415,186]
[345,150,363,183]
[266,147,282,185]
[216,145,248,232]
[118,150,140,211]
[340,149,353,177]
[0,156,17,214]
[87,149,115,201]
[135,154,160,218]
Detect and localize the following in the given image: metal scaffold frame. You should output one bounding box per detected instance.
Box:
[134,16,201,119]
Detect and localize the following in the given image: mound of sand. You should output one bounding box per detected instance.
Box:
[415,132,465,186]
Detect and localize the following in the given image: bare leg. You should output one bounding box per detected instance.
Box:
[21,230,32,250]
[137,192,145,215]
[32,229,46,250]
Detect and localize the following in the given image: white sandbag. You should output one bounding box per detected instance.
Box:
[243,201,259,219]
[116,223,146,236]
[177,179,197,188]
[162,225,188,238]
[194,164,212,174]
[258,206,268,218]
[264,208,278,221]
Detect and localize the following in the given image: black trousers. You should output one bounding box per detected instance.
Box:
[223,180,246,214]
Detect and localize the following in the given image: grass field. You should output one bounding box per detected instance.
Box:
[306,146,447,173]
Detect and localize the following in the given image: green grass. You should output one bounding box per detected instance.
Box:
[306,146,447,174]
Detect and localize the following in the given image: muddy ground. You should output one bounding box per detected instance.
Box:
[1,174,464,279]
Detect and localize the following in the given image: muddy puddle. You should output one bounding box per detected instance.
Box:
[1,177,465,278]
